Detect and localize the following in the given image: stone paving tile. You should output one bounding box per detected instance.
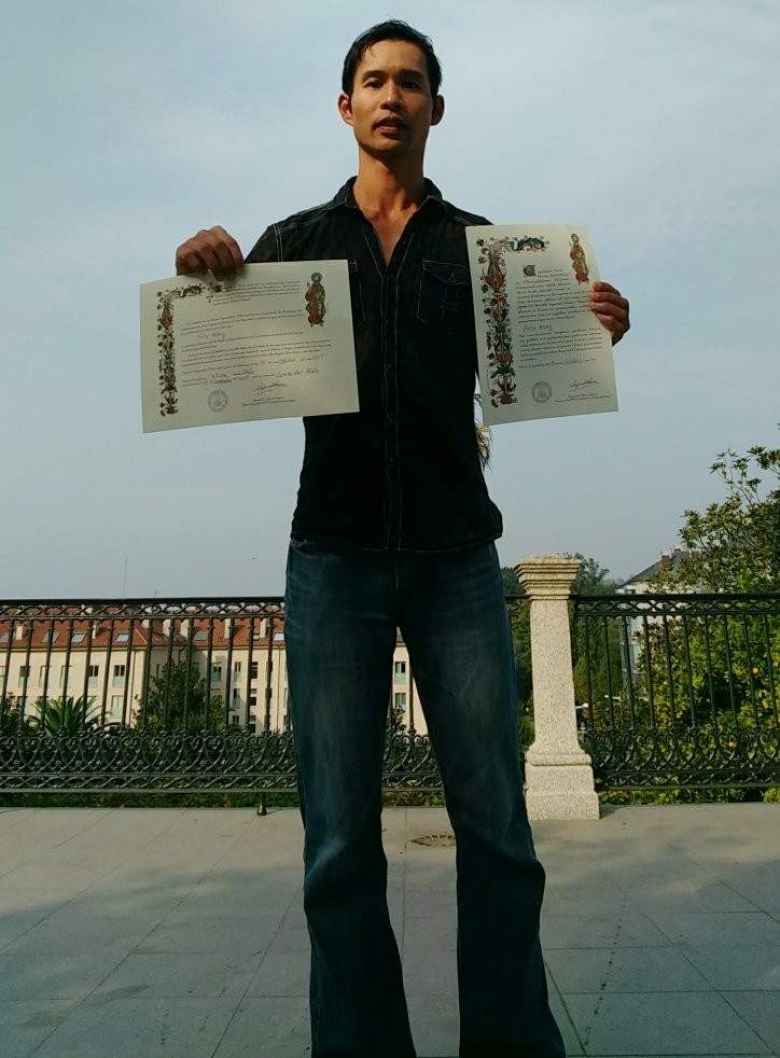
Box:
[263,923,312,955]
[404,989,463,1058]
[0,999,78,1058]
[563,991,772,1055]
[721,991,780,1055]
[91,950,262,1001]
[627,878,762,914]
[716,862,780,915]
[0,909,50,951]
[136,909,284,957]
[0,939,133,1002]
[0,804,776,1058]
[3,906,164,953]
[678,944,780,991]
[210,996,311,1058]
[0,863,100,911]
[548,984,586,1057]
[544,945,712,993]
[247,950,310,998]
[642,910,780,947]
[540,908,672,948]
[32,996,237,1058]
[403,982,584,1058]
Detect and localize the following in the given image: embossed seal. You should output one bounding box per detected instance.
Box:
[208,389,228,412]
[532,381,552,403]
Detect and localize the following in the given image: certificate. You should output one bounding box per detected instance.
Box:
[140,261,359,432]
[464,224,619,425]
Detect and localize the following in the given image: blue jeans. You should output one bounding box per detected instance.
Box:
[284,537,566,1058]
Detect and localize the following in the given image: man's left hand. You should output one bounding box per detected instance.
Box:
[590,282,630,345]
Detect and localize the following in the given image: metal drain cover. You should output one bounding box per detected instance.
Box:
[410,832,456,847]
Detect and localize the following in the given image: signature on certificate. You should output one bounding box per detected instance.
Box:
[570,378,598,390]
[254,381,288,395]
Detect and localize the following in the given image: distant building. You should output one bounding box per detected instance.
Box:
[616,547,690,678]
[0,615,426,735]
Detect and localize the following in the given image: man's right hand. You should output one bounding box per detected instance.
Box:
[175,226,244,277]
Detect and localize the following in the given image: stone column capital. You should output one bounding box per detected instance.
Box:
[514,554,581,600]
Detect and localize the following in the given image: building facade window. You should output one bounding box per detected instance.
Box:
[394,692,407,708]
[394,660,406,676]
[211,664,222,683]
[250,661,258,679]
[88,664,99,679]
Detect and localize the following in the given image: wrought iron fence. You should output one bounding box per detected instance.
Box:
[1,596,492,798]
[5,592,777,799]
[571,592,780,791]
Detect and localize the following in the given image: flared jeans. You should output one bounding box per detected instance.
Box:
[284,536,566,1058]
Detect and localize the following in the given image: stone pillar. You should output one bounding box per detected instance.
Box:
[515,555,600,820]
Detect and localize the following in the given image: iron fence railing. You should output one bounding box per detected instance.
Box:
[4,591,778,799]
[571,592,780,791]
[3,596,515,798]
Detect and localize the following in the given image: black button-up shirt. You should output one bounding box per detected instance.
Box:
[245,175,503,552]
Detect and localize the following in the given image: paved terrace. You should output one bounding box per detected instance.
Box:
[0,803,778,1058]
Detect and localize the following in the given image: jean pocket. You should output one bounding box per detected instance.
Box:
[416,258,471,329]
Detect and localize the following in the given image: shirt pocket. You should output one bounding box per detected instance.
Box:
[348,258,365,325]
[416,259,471,330]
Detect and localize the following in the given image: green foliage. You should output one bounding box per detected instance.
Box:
[0,695,102,737]
[141,658,225,733]
[0,701,35,736]
[386,697,406,740]
[638,433,780,732]
[654,436,780,594]
[569,554,623,712]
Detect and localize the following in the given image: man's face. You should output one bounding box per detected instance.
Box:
[338,39,444,160]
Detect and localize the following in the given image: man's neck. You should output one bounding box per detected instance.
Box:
[352,154,427,221]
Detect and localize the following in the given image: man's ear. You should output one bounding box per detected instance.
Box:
[430,94,445,127]
[337,92,354,127]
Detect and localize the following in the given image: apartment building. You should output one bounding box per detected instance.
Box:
[0,614,425,734]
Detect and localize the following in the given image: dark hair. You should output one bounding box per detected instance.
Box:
[341,19,442,98]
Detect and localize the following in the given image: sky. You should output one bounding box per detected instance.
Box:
[3,0,778,599]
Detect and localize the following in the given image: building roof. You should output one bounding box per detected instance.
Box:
[0,616,285,652]
[619,548,688,588]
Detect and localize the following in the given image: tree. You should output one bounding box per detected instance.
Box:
[1,695,101,737]
[653,436,780,594]
[141,658,225,732]
[567,555,623,716]
[628,435,780,793]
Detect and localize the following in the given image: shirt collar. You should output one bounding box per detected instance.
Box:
[327,175,447,215]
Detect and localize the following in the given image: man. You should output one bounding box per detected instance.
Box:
[175,20,630,1058]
